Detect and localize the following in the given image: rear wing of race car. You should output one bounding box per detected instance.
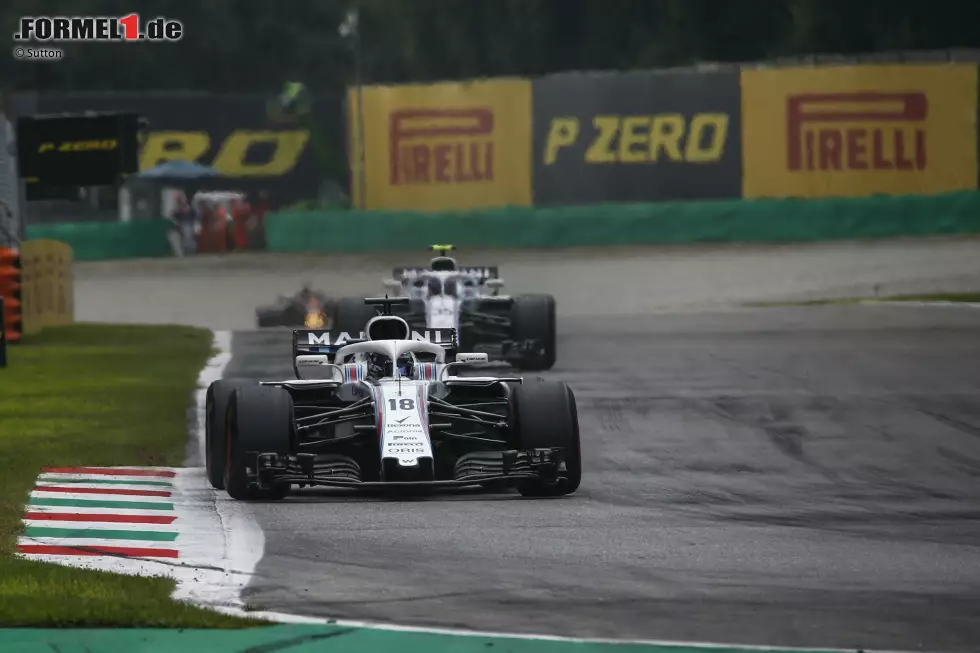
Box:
[291,327,459,376]
[392,266,499,281]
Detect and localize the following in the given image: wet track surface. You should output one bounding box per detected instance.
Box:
[225,305,980,652]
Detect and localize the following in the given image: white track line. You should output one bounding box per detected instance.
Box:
[169,330,268,611]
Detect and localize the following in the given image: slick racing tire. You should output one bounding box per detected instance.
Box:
[510,294,557,371]
[334,297,381,336]
[514,381,581,497]
[205,378,257,489]
[224,385,295,501]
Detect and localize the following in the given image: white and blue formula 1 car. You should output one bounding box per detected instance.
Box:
[205,297,580,500]
[331,246,557,371]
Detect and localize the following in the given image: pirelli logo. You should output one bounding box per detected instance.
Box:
[389,109,494,186]
[38,138,118,153]
[787,92,928,172]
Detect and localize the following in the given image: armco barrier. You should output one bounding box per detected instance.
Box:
[25,219,173,261]
[266,190,980,253]
[19,239,74,336]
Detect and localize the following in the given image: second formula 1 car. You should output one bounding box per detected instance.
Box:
[205,297,580,500]
[255,285,336,329]
[330,246,557,371]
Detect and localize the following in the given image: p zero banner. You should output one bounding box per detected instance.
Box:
[347,79,532,211]
[23,92,344,206]
[20,238,74,336]
[531,70,742,204]
[741,64,978,199]
[16,112,140,188]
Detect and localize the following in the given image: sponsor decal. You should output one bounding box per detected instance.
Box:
[531,70,742,203]
[390,109,494,186]
[787,92,926,172]
[38,138,117,153]
[389,433,424,441]
[543,112,730,165]
[140,129,309,177]
[306,330,450,345]
[740,64,977,198]
[349,78,531,210]
[384,445,425,455]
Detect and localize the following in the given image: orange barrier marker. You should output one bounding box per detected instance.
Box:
[0,248,21,343]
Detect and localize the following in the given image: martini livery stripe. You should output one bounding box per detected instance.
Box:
[417,384,430,433]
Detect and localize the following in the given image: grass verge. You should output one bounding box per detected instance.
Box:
[0,324,257,627]
[746,292,980,307]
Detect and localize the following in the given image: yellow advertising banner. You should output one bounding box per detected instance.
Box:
[348,79,532,211]
[741,64,978,199]
[20,239,75,336]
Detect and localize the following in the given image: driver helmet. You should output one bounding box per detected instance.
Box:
[364,352,416,378]
[365,352,392,378]
[396,352,416,377]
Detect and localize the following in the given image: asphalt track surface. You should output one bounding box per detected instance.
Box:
[224,305,980,653]
[75,239,980,652]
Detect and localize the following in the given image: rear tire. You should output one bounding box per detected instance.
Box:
[514,381,581,497]
[510,294,556,371]
[205,378,256,489]
[224,385,295,501]
[334,297,380,337]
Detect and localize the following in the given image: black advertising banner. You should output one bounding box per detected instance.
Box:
[26,92,345,207]
[17,112,140,187]
[531,69,742,204]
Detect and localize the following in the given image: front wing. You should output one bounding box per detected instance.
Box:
[245,447,569,490]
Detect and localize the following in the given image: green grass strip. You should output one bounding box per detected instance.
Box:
[0,324,256,628]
